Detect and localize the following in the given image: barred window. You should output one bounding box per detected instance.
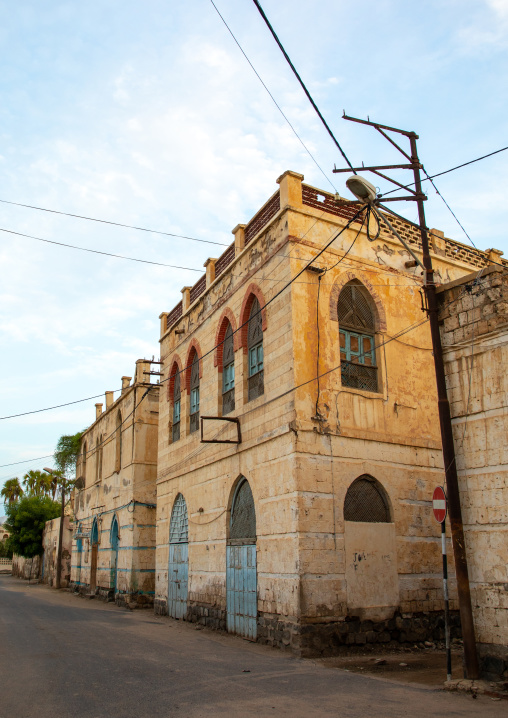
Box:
[247,297,264,401]
[338,282,378,392]
[344,476,391,523]
[222,322,235,415]
[115,411,122,473]
[172,369,181,443]
[189,351,200,434]
[229,478,256,543]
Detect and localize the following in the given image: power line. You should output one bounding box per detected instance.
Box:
[0,228,203,272]
[208,0,337,192]
[2,265,495,472]
[380,144,508,197]
[0,207,368,424]
[0,454,54,469]
[251,0,355,173]
[0,198,229,247]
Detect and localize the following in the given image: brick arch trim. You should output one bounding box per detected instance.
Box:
[214,307,240,369]
[184,339,203,395]
[167,354,183,403]
[329,271,387,332]
[239,283,268,353]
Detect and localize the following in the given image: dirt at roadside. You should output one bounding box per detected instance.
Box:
[315,644,465,688]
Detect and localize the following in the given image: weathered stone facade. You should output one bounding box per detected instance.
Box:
[42,516,73,587]
[155,170,501,656]
[71,361,159,606]
[438,266,508,680]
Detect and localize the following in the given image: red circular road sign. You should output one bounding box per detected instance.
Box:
[432,486,447,523]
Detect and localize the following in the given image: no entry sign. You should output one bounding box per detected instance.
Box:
[432,486,447,523]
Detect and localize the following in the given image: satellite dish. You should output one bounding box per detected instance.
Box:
[346,175,377,203]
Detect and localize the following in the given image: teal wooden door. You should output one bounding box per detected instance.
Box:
[110,516,119,593]
[227,478,257,640]
[168,494,189,619]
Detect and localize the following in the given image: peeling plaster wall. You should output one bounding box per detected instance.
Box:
[71,373,159,605]
[156,170,491,654]
[438,267,508,679]
[42,516,73,587]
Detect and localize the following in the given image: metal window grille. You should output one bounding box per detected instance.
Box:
[340,361,378,392]
[172,372,181,442]
[190,353,200,433]
[230,479,256,542]
[169,494,188,543]
[248,298,264,401]
[337,283,375,332]
[344,476,390,523]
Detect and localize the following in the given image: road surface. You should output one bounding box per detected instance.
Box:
[0,575,503,718]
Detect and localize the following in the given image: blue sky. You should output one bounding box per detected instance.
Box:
[1,0,507,501]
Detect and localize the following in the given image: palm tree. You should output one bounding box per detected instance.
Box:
[1,478,23,505]
[22,470,51,497]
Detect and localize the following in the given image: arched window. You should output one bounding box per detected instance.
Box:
[247,297,264,401]
[172,367,181,442]
[222,322,235,415]
[344,475,391,523]
[338,281,378,392]
[169,493,188,544]
[115,412,122,473]
[229,478,256,543]
[82,441,87,481]
[95,436,102,483]
[189,350,200,434]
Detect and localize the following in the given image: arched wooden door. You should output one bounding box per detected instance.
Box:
[76,523,83,586]
[90,518,99,594]
[110,516,119,594]
[168,494,189,619]
[227,478,257,640]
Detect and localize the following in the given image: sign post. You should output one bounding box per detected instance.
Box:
[433,486,452,681]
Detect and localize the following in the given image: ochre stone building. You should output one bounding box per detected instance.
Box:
[155,170,499,655]
[71,360,159,606]
[438,266,508,680]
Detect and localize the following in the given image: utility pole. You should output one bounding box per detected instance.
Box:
[333,116,479,679]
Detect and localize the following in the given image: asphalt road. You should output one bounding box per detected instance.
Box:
[0,576,504,718]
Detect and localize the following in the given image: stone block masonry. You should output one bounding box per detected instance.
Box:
[438,266,508,681]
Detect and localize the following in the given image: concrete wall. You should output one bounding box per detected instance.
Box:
[42,516,73,588]
[156,170,496,655]
[12,554,42,580]
[71,362,159,606]
[438,266,508,680]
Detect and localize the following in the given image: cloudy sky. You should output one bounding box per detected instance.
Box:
[1,0,507,499]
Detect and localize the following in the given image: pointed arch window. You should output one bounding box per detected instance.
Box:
[222,322,235,415]
[115,412,122,473]
[95,436,103,483]
[189,351,200,434]
[338,282,378,392]
[248,297,264,401]
[172,369,181,442]
[82,441,87,481]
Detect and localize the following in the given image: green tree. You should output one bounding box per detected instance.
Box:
[22,470,51,497]
[54,432,84,477]
[1,478,23,505]
[4,495,61,558]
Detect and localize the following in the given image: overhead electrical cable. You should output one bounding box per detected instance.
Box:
[1,266,497,471]
[380,144,508,197]
[208,0,337,192]
[0,206,368,424]
[0,199,228,247]
[251,0,355,173]
[0,228,203,272]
